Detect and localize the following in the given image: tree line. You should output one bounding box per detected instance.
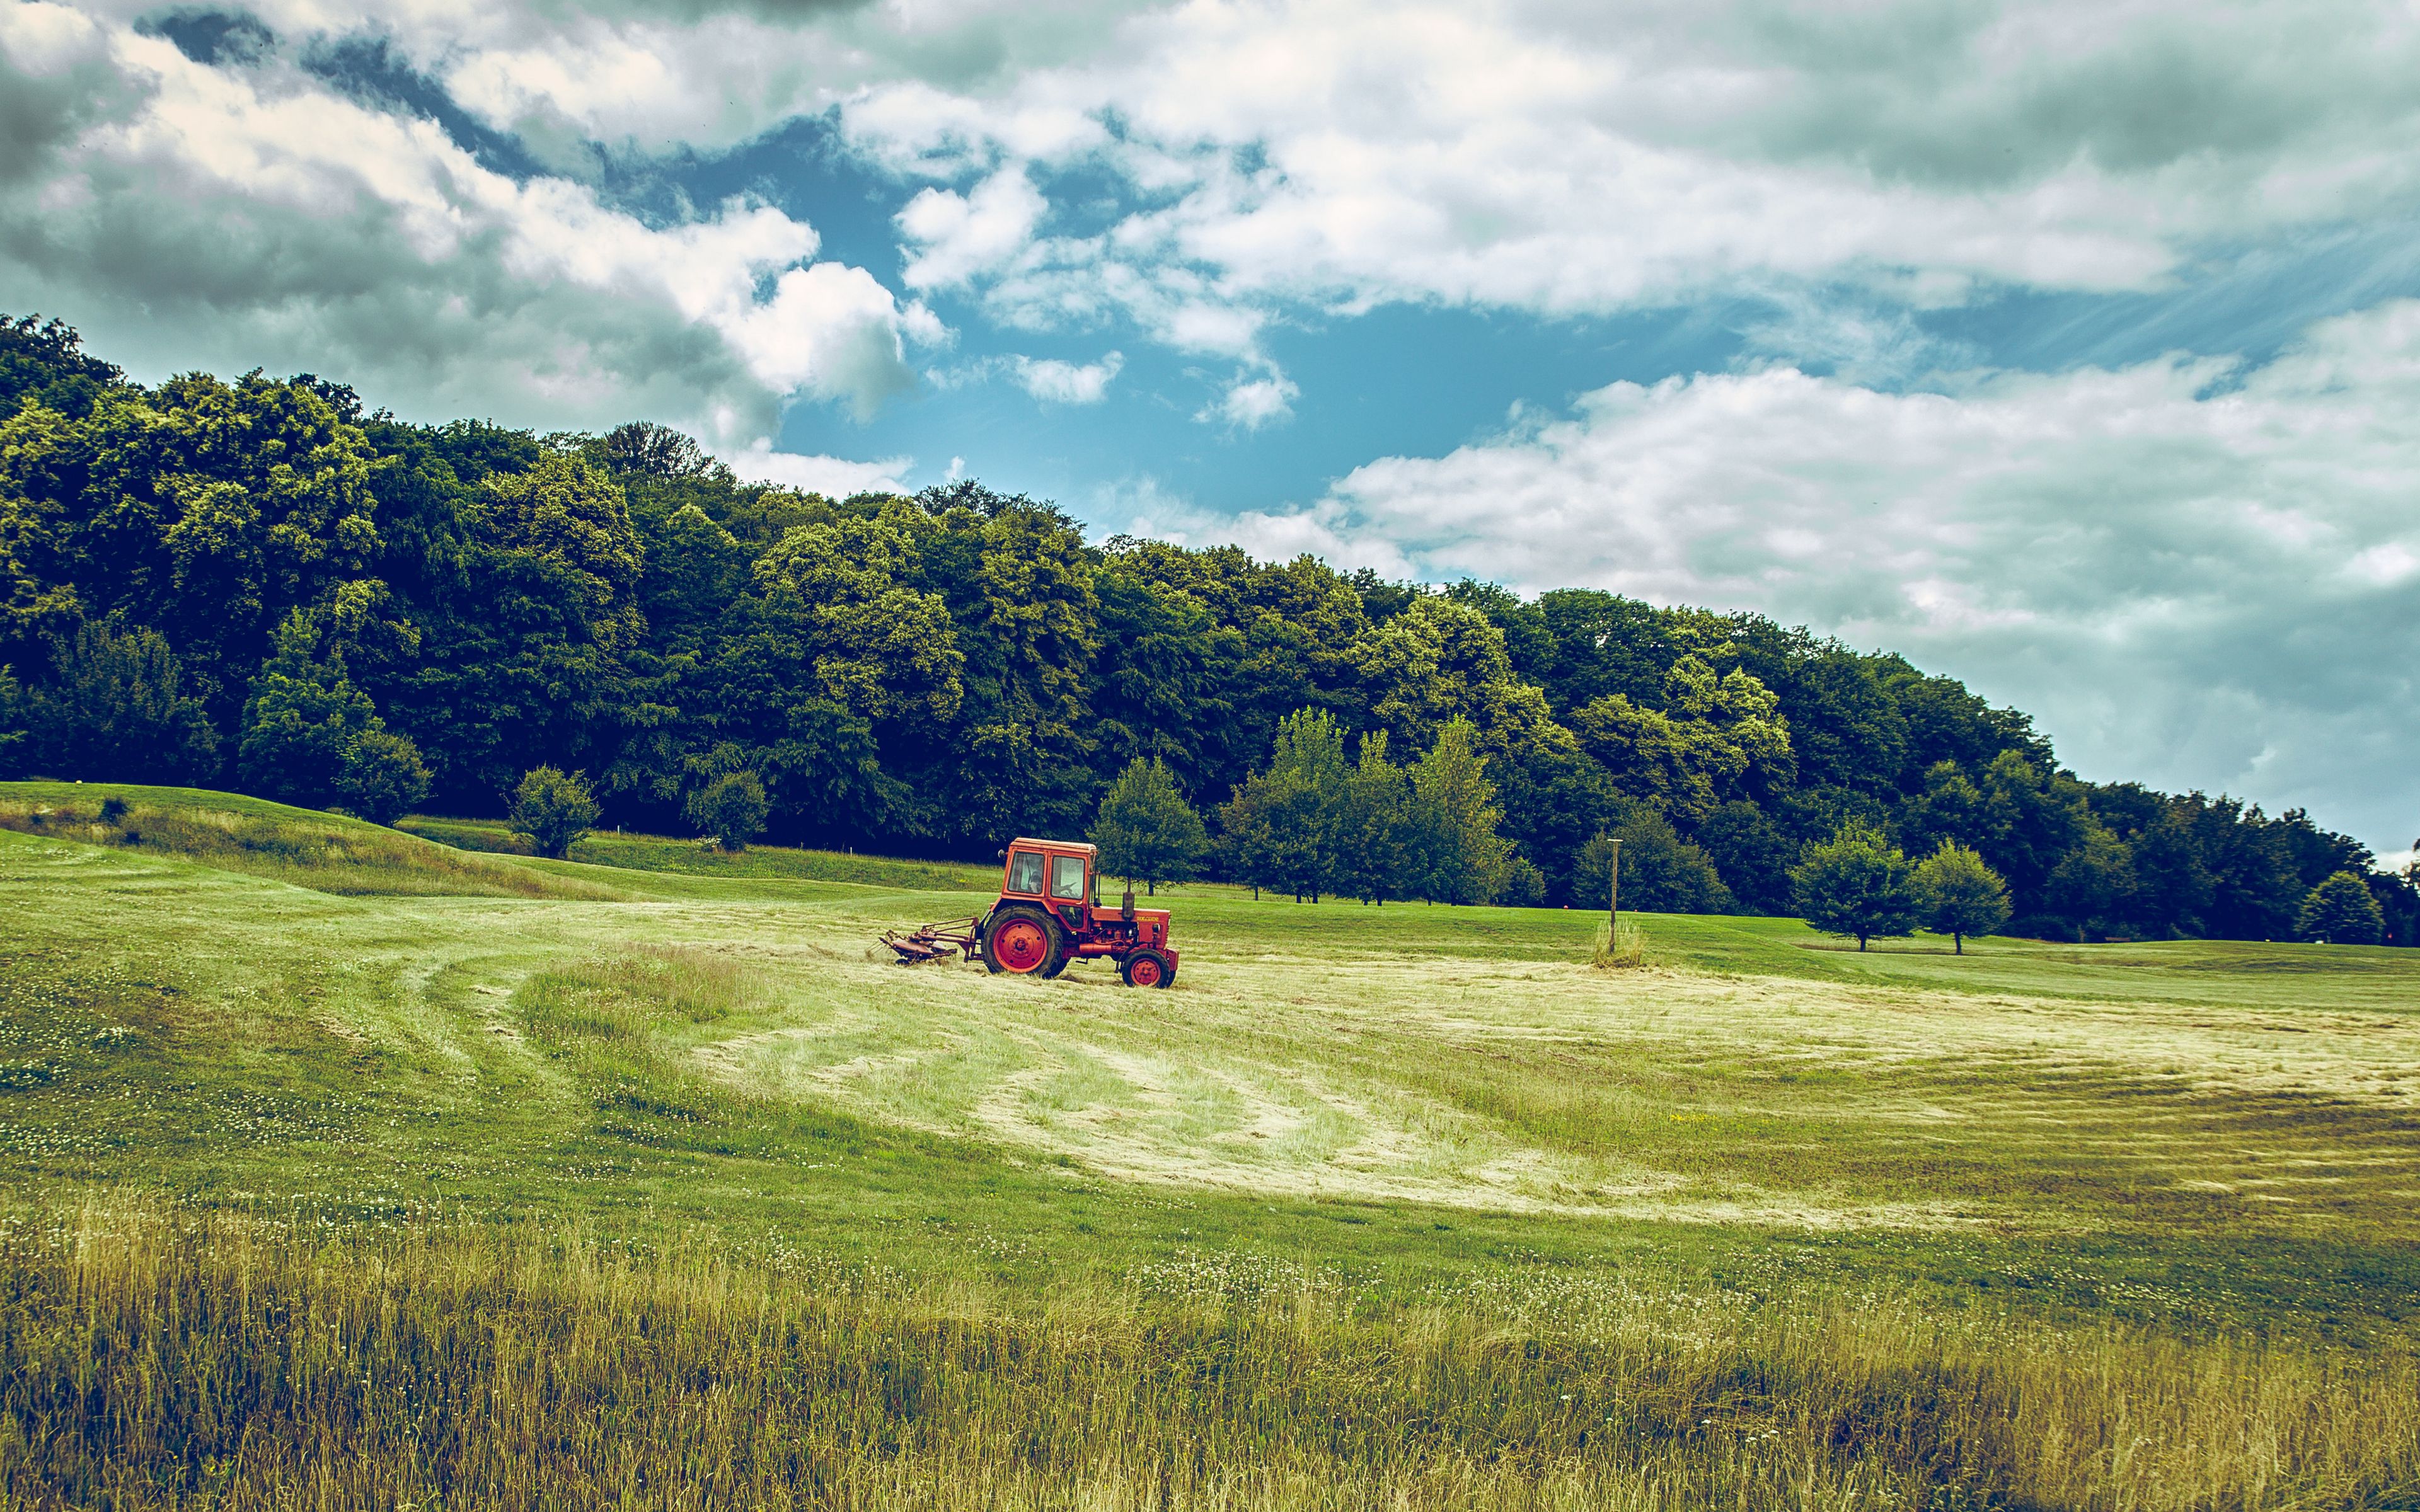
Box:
[2,313,2412,945]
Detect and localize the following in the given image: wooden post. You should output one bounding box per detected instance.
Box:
[1607,838,1622,936]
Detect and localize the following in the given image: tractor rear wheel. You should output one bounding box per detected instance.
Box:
[1119,948,1174,988]
[982,905,1063,977]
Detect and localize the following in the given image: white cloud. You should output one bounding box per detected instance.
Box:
[721,261,917,418]
[1187,300,2420,847]
[727,439,914,498]
[810,0,2420,366]
[1010,350,1122,404]
[1200,370,1298,429]
[897,166,1047,290]
[0,3,916,444]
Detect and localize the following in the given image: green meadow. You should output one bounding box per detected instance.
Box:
[2,781,2416,1509]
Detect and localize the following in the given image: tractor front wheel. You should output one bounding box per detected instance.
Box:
[983,905,1063,977]
[1119,948,1175,988]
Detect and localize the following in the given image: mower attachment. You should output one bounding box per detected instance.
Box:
[882,917,982,965]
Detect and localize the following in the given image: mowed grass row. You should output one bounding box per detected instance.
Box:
[3,1201,2414,1512]
[6,782,2420,1507]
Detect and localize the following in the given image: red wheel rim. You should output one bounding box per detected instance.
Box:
[995,919,1051,973]
[1129,956,1163,987]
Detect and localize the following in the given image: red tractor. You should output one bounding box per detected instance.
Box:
[881,838,1179,987]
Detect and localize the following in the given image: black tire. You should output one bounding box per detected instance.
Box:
[1119,948,1175,988]
[982,904,1064,977]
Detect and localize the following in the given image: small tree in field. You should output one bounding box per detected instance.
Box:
[510,767,599,859]
[1792,823,1921,951]
[335,728,430,825]
[1090,757,1207,895]
[1407,718,1506,905]
[1913,840,2010,954]
[2298,871,2385,944]
[1492,854,1547,907]
[1337,730,1412,905]
[689,770,769,852]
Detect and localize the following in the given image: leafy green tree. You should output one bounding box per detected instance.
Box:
[1698,800,1797,914]
[1090,756,1207,894]
[2373,863,2420,948]
[14,622,219,784]
[1087,566,1237,798]
[1792,823,1921,951]
[2187,797,2307,941]
[1972,750,2085,908]
[601,421,714,479]
[1913,841,2010,953]
[1407,717,1506,905]
[688,770,769,852]
[2044,819,2136,939]
[1214,776,1277,901]
[0,667,22,775]
[1574,813,1732,914]
[1751,646,1908,796]
[408,449,647,802]
[1492,854,1547,907]
[238,612,379,808]
[1358,595,1515,752]
[752,506,965,737]
[510,766,600,859]
[920,486,1099,843]
[2117,799,2215,936]
[1660,652,1795,799]
[1337,730,1413,904]
[1492,745,1625,906]
[1252,707,1351,902]
[0,373,380,735]
[2298,871,2385,944]
[334,728,430,825]
[1897,760,1988,857]
[2,314,123,419]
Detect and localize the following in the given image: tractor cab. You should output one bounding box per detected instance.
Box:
[877,838,1179,986]
[1000,839,1096,932]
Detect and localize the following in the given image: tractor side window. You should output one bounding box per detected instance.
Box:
[1007,851,1044,895]
[1050,854,1086,901]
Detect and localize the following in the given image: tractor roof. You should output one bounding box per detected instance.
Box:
[1008,837,1097,854]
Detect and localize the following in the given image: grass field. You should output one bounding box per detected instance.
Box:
[2,781,2416,1509]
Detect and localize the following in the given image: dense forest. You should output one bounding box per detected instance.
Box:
[3,313,2412,943]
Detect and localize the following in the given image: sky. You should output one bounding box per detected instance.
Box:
[2,0,2416,857]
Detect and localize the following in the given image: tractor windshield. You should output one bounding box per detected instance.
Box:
[1049,854,1087,901]
[1006,851,1044,895]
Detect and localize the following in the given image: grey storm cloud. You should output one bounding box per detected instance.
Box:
[0,4,918,441]
[1644,0,2420,191]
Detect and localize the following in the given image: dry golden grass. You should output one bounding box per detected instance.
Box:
[2,1198,2413,1512]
